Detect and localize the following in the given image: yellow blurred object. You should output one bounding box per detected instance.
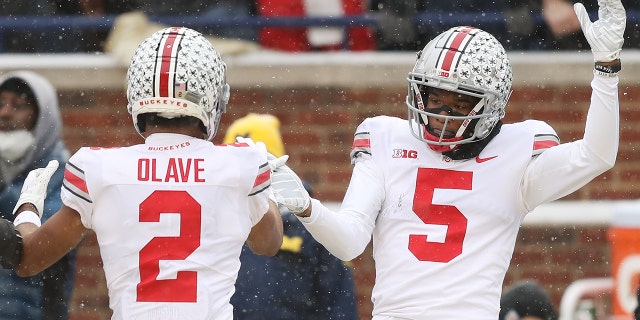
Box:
[280,235,303,253]
[223,113,285,157]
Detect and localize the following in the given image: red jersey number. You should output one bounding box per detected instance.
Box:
[136,190,202,302]
[409,168,471,263]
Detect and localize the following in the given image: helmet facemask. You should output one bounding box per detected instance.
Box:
[406,26,512,153]
[408,81,490,152]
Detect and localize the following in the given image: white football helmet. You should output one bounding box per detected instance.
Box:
[127,27,230,140]
[406,26,512,151]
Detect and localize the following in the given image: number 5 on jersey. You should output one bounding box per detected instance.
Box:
[409,168,471,263]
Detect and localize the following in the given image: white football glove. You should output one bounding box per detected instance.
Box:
[271,164,311,215]
[574,0,626,62]
[12,160,59,217]
[234,136,287,171]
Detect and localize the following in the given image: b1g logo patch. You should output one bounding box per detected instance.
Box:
[393,149,418,159]
[437,70,451,78]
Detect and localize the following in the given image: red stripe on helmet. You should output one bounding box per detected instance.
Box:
[158,28,183,98]
[441,27,475,72]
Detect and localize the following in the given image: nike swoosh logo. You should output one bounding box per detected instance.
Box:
[475,155,498,163]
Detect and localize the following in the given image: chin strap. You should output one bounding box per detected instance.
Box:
[443,121,503,160]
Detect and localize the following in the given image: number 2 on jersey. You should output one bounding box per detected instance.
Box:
[137,190,201,302]
[409,168,471,263]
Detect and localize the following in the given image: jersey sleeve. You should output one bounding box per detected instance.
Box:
[244,146,272,227]
[521,76,618,210]
[60,148,95,229]
[530,121,560,157]
[247,161,272,226]
[350,118,373,164]
[298,118,382,261]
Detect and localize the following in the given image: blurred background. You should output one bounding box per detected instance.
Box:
[1,1,639,319]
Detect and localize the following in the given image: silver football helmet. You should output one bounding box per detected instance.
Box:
[406,26,513,151]
[126,27,230,140]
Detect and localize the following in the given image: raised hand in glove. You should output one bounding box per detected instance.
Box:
[12,160,59,217]
[271,164,311,216]
[574,0,626,62]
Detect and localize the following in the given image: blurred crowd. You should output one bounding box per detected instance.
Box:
[371,0,639,51]
[0,0,639,53]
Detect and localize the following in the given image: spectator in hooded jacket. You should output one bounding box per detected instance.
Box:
[0,71,75,320]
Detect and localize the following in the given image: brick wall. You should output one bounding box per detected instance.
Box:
[61,82,638,319]
[4,52,637,319]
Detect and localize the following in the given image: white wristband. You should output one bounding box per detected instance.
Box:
[13,211,42,227]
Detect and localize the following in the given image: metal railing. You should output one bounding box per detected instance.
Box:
[0,11,637,52]
[0,14,380,30]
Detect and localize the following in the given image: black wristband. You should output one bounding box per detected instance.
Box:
[594,62,622,74]
[0,219,23,270]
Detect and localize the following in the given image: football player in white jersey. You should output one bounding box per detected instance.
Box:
[270,0,625,319]
[0,27,283,320]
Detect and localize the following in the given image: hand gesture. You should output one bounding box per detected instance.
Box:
[574,0,626,62]
[12,160,59,217]
[271,164,311,215]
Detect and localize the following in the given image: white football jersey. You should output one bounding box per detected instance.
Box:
[61,133,272,320]
[302,117,614,319]
[353,116,557,319]
[298,76,618,320]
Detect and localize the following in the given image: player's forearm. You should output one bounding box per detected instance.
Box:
[15,226,64,277]
[521,73,619,209]
[297,199,373,261]
[10,205,52,276]
[0,220,52,277]
[297,160,381,260]
[583,72,619,167]
[15,206,87,277]
[247,200,283,256]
